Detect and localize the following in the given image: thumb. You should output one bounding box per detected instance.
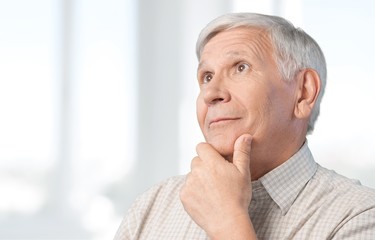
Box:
[233,134,253,176]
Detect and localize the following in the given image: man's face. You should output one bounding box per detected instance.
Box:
[196,27,297,160]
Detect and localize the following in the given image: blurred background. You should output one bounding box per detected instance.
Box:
[0,0,374,239]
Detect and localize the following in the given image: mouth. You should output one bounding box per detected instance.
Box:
[209,117,240,128]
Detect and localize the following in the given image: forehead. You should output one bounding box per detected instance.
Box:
[199,27,274,63]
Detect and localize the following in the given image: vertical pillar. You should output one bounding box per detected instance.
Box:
[134,0,183,190]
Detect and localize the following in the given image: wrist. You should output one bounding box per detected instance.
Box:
[208,213,257,240]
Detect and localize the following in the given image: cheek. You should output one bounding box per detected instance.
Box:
[196,96,206,131]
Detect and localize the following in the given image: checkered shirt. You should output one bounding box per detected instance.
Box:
[114,143,375,239]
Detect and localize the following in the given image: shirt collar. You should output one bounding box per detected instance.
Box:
[256,142,317,215]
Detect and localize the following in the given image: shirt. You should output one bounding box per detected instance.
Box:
[114,143,375,239]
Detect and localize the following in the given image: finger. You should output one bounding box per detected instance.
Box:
[232,134,252,176]
[190,156,201,170]
[196,142,224,163]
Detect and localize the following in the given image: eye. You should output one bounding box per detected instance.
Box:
[236,62,250,73]
[202,72,213,84]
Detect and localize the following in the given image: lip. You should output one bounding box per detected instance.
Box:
[209,117,240,127]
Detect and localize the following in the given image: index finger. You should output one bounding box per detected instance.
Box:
[196,142,225,163]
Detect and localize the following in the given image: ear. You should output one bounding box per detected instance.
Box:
[294,69,321,119]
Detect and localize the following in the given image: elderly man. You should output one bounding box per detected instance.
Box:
[115,13,375,239]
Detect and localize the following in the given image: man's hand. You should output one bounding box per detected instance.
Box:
[180,134,257,239]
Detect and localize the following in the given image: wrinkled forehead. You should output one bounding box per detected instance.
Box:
[198,26,272,60]
[199,27,275,64]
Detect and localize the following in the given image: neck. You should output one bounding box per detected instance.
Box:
[249,135,306,181]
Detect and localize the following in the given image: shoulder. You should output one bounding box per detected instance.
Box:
[114,175,189,239]
[288,165,375,238]
[144,175,186,198]
[131,175,186,213]
[303,165,375,226]
[312,167,375,239]
[312,165,375,207]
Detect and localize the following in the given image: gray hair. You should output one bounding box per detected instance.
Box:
[196,13,327,134]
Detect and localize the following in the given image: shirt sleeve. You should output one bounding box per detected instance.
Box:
[112,184,159,240]
[113,176,186,240]
[332,207,375,239]
[113,200,142,240]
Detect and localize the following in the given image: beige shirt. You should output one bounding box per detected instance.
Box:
[114,144,375,239]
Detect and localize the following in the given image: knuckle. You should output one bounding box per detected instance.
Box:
[185,172,194,186]
[236,147,251,158]
[190,156,201,169]
[195,142,205,152]
[196,142,210,153]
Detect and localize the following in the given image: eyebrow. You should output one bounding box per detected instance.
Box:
[197,50,248,71]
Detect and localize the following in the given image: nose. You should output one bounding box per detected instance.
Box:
[203,78,231,105]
